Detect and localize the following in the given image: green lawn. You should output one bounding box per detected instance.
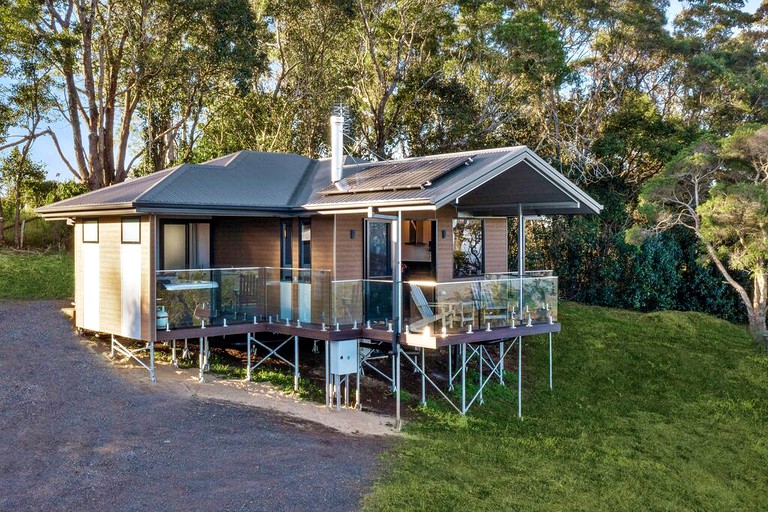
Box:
[363,303,768,511]
[0,248,73,299]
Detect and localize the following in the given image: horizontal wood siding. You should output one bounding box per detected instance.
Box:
[98,217,122,334]
[484,218,508,273]
[334,215,364,280]
[212,217,281,268]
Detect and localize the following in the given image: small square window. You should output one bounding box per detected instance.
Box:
[122,217,141,244]
[83,219,99,243]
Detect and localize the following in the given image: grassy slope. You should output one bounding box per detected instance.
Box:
[0,248,73,299]
[364,303,768,511]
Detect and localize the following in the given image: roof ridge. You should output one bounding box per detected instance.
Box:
[134,164,191,204]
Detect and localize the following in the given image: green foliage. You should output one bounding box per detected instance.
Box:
[363,303,768,511]
[0,247,73,299]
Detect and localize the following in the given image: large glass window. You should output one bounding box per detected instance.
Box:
[280,219,293,281]
[453,218,484,278]
[366,220,391,278]
[161,221,210,270]
[299,219,311,268]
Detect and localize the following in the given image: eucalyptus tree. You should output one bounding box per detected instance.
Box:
[10,0,267,189]
[194,0,355,161]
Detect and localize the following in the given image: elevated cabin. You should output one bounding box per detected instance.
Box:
[38,147,600,346]
[39,144,601,419]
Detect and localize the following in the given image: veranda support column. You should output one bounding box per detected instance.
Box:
[461,343,467,415]
[518,204,525,321]
[325,340,330,410]
[246,334,251,381]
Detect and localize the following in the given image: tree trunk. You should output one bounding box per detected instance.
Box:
[748,268,768,342]
[0,196,4,246]
[14,182,21,249]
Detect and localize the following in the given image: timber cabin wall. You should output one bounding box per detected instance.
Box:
[74,215,154,341]
[333,214,364,280]
[212,217,281,268]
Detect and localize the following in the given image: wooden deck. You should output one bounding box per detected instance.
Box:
[155,321,561,348]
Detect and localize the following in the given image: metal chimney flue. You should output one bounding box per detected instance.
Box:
[330,114,344,183]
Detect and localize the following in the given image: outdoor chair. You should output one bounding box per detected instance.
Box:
[237,272,261,316]
[409,285,453,332]
[472,281,510,326]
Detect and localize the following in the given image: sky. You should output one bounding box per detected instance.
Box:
[7,0,766,183]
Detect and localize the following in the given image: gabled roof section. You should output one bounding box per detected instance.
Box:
[37,146,602,218]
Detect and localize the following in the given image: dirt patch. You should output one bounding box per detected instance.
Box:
[0,301,391,512]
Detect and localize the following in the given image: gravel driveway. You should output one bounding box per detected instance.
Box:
[0,301,390,511]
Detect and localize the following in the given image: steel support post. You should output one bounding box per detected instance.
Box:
[325,340,330,410]
[420,347,426,406]
[171,339,178,368]
[461,343,467,415]
[149,340,156,383]
[294,335,299,392]
[478,345,484,405]
[344,374,350,408]
[518,336,523,418]
[246,334,252,381]
[198,337,205,383]
[395,344,402,430]
[499,341,505,384]
[110,335,115,358]
[183,339,190,360]
[335,374,341,411]
[356,340,361,410]
[204,338,210,372]
[549,332,553,390]
[447,345,453,391]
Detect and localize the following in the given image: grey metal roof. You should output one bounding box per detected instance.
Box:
[37,146,602,217]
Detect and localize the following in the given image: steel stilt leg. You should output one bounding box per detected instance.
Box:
[325,340,330,410]
[395,344,402,431]
[198,337,205,383]
[420,347,426,406]
[478,345,483,405]
[356,340,361,410]
[246,334,252,381]
[549,332,553,390]
[149,340,156,382]
[499,341,505,384]
[172,339,178,368]
[110,335,115,358]
[294,335,299,392]
[461,343,466,415]
[447,345,453,391]
[518,337,523,418]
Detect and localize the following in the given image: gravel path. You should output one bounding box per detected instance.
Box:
[0,301,390,511]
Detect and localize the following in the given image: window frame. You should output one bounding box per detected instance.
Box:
[82,218,99,244]
[121,217,141,244]
[452,218,485,279]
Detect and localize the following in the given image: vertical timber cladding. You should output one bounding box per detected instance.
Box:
[74,220,85,330]
[435,206,508,282]
[97,217,122,334]
[310,215,334,322]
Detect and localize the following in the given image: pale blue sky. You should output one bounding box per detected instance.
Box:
[8,0,766,182]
